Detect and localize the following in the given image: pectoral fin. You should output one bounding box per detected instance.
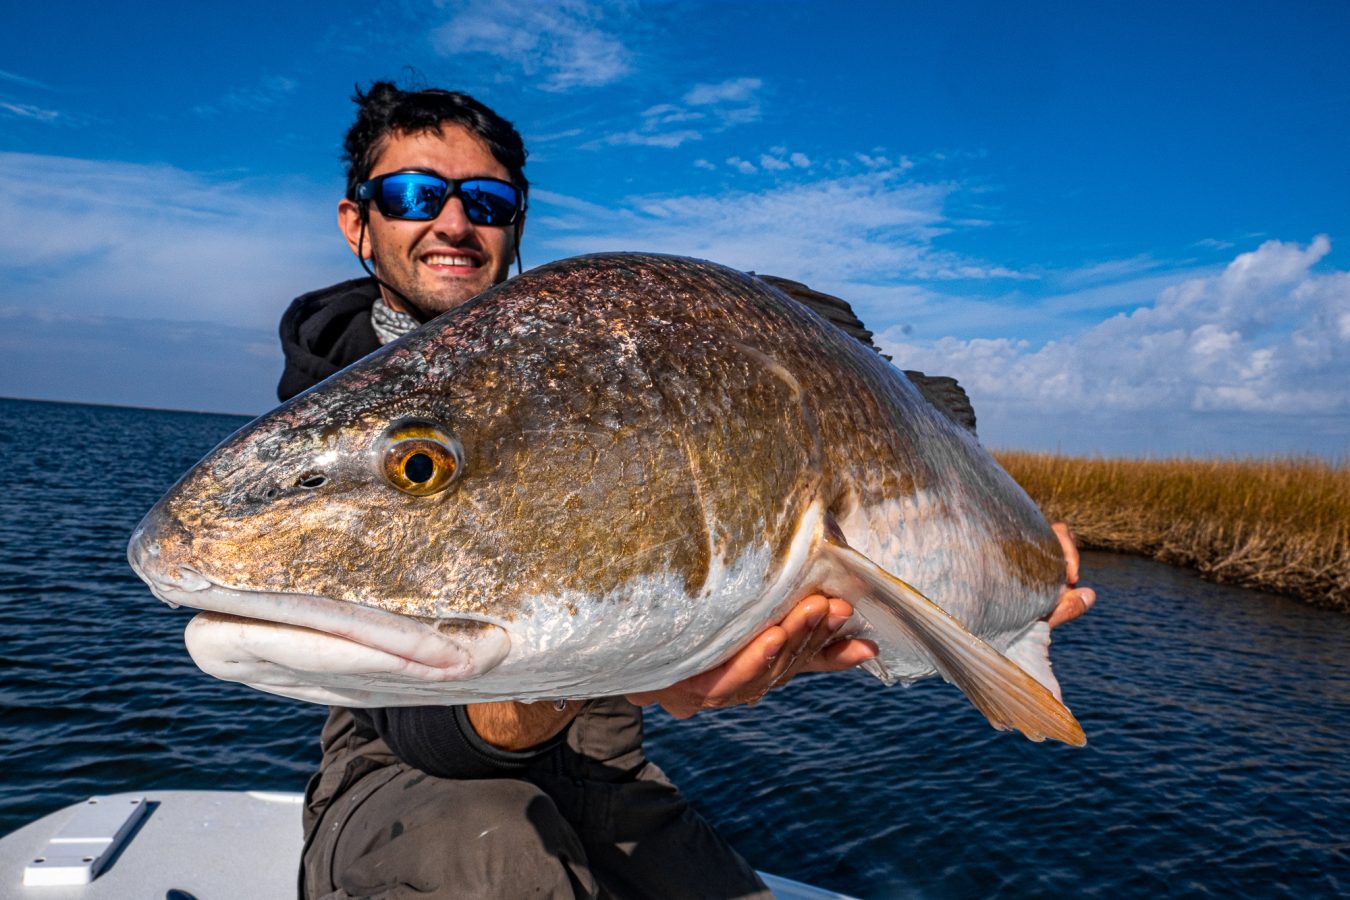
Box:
[822,533,1086,747]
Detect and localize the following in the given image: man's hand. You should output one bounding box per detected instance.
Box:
[1046,521,1096,629]
[626,595,878,719]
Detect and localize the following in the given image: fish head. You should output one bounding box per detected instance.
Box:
[127,329,533,703]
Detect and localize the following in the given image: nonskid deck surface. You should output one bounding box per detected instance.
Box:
[0,790,856,899]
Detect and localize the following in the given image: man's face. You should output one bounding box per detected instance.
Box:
[339,124,522,319]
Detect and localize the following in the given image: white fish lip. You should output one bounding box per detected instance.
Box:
[127,523,509,686]
[141,567,510,678]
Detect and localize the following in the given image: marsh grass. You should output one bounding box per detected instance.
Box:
[993,452,1350,612]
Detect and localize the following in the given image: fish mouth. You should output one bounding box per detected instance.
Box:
[128,528,511,702]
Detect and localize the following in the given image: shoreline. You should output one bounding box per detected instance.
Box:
[995,452,1349,613]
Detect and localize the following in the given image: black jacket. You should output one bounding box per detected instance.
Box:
[277,278,383,403]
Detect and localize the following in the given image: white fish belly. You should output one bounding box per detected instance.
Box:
[425,503,826,701]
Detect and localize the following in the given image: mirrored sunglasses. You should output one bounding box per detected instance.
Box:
[356,172,524,226]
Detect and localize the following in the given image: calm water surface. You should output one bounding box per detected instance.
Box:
[1,398,1346,897]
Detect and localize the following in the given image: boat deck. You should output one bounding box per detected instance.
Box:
[0,791,854,899]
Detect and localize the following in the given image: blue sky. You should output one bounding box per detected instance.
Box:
[2,0,1348,456]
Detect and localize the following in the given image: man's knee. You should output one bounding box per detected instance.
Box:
[320,771,595,899]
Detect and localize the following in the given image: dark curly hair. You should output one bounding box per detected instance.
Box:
[341,82,528,203]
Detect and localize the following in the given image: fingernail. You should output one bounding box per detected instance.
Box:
[1081,589,1096,609]
[826,614,848,632]
[806,613,824,629]
[765,640,784,660]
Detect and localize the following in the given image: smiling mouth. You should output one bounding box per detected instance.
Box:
[423,252,481,268]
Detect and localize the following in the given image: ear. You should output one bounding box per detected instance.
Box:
[338,198,369,260]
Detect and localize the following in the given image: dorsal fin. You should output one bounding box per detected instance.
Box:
[751,273,978,436]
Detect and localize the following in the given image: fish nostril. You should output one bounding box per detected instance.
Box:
[262,486,280,500]
[297,474,328,489]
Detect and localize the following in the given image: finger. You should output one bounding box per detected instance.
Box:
[1045,587,1096,629]
[824,597,854,631]
[658,697,700,720]
[803,638,879,672]
[685,624,787,704]
[775,602,843,686]
[765,596,831,685]
[625,688,696,719]
[787,597,858,678]
[1051,522,1080,586]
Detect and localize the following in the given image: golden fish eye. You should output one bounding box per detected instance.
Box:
[379,423,462,496]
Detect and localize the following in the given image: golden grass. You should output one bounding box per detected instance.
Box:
[993,452,1350,612]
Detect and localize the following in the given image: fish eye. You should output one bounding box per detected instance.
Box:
[379,421,462,496]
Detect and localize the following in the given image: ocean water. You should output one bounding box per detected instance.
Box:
[0,397,1346,898]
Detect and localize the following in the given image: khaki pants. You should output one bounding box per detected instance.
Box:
[301,699,772,899]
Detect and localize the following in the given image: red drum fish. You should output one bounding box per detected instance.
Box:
[128,253,1085,745]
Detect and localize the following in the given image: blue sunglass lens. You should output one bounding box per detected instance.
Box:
[378,174,446,220]
[459,180,520,225]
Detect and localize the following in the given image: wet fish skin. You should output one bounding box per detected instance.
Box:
[129,252,1081,744]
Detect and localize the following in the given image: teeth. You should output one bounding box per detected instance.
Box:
[425,254,479,267]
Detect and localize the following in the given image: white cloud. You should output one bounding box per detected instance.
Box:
[193,75,298,116]
[789,152,811,168]
[681,76,763,127]
[0,69,55,90]
[683,77,761,105]
[593,76,767,150]
[639,103,703,125]
[758,153,790,171]
[877,237,1350,452]
[432,0,633,92]
[726,156,757,174]
[533,165,1020,292]
[1054,254,1165,288]
[603,129,702,148]
[693,158,715,171]
[0,152,354,329]
[0,101,62,123]
[590,100,705,150]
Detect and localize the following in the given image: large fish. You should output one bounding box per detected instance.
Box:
[128,253,1084,745]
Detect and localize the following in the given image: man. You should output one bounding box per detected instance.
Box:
[281,82,1094,899]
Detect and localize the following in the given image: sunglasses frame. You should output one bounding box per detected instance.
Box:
[356,171,525,226]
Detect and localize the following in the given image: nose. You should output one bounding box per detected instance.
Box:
[431,192,475,242]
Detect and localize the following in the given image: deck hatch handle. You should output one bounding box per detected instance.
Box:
[23,796,150,886]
